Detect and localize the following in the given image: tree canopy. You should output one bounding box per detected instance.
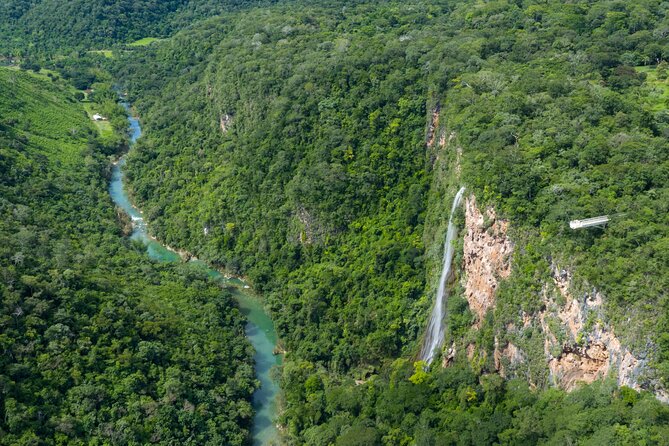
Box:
[0,67,256,445]
[2,0,669,444]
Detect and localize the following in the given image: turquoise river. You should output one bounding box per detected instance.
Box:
[109,104,281,445]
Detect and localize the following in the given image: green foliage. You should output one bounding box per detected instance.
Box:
[0,68,256,445]
[5,0,669,443]
[290,362,669,445]
[109,0,669,443]
[0,0,273,54]
[438,0,669,370]
[128,37,162,47]
[116,3,434,373]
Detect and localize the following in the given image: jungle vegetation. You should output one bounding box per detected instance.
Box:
[2,0,669,444]
[0,68,256,445]
[110,0,669,443]
[0,0,275,53]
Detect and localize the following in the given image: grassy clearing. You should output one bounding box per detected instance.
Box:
[636,65,669,112]
[127,37,160,47]
[88,49,114,58]
[0,67,93,166]
[83,102,114,139]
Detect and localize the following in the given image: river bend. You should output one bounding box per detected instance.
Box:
[109,104,281,445]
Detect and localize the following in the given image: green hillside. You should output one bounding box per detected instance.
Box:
[2,0,669,444]
[112,0,669,443]
[0,69,90,166]
[0,0,272,53]
[0,68,256,445]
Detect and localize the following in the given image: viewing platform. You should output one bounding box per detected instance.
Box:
[569,215,610,229]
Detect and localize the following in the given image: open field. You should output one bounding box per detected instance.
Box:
[83,102,113,139]
[127,37,160,47]
[88,49,114,58]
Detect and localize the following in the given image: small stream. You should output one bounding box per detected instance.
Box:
[109,104,281,445]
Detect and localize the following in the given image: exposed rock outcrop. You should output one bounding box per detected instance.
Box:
[438,130,448,149]
[292,205,325,245]
[426,105,440,148]
[541,266,646,392]
[494,337,524,377]
[450,195,666,400]
[220,113,232,133]
[462,195,513,326]
[454,144,462,176]
[442,342,457,368]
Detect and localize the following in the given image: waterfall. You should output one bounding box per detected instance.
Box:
[420,186,466,365]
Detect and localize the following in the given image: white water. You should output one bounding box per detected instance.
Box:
[420,186,466,365]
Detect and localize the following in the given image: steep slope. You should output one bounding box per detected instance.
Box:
[111,0,669,443]
[117,3,435,369]
[0,68,256,445]
[428,0,669,399]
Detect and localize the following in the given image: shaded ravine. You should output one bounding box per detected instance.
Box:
[109,104,281,445]
[420,186,466,365]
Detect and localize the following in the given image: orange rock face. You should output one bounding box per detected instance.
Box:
[462,195,513,326]
[543,266,643,392]
[548,343,610,390]
[454,196,663,399]
[426,106,440,148]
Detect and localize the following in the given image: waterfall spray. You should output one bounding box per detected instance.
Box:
[420,186,466,365]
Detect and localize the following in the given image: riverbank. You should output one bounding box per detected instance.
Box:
[111,166,261,292]
[110,103,282,445]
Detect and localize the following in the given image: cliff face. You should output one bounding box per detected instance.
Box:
[219,113,232,133]
[426,106,440,148]
[462,195,513,326]
[456,194,665,399]
[541,266,645,392]
[426,123,662,397]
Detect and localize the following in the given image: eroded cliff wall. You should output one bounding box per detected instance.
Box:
[445,190,666,400]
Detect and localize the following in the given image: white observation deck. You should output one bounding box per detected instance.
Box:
[569,215,610,229]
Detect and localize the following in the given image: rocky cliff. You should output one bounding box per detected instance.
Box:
[454,194,666,400]
[462,195,513,327]
[541,266,644,391]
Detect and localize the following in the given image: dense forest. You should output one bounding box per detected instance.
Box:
[109,0,669,443]
[0,68,256,444]
[2,0,669,444]
[0,0,273,54]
